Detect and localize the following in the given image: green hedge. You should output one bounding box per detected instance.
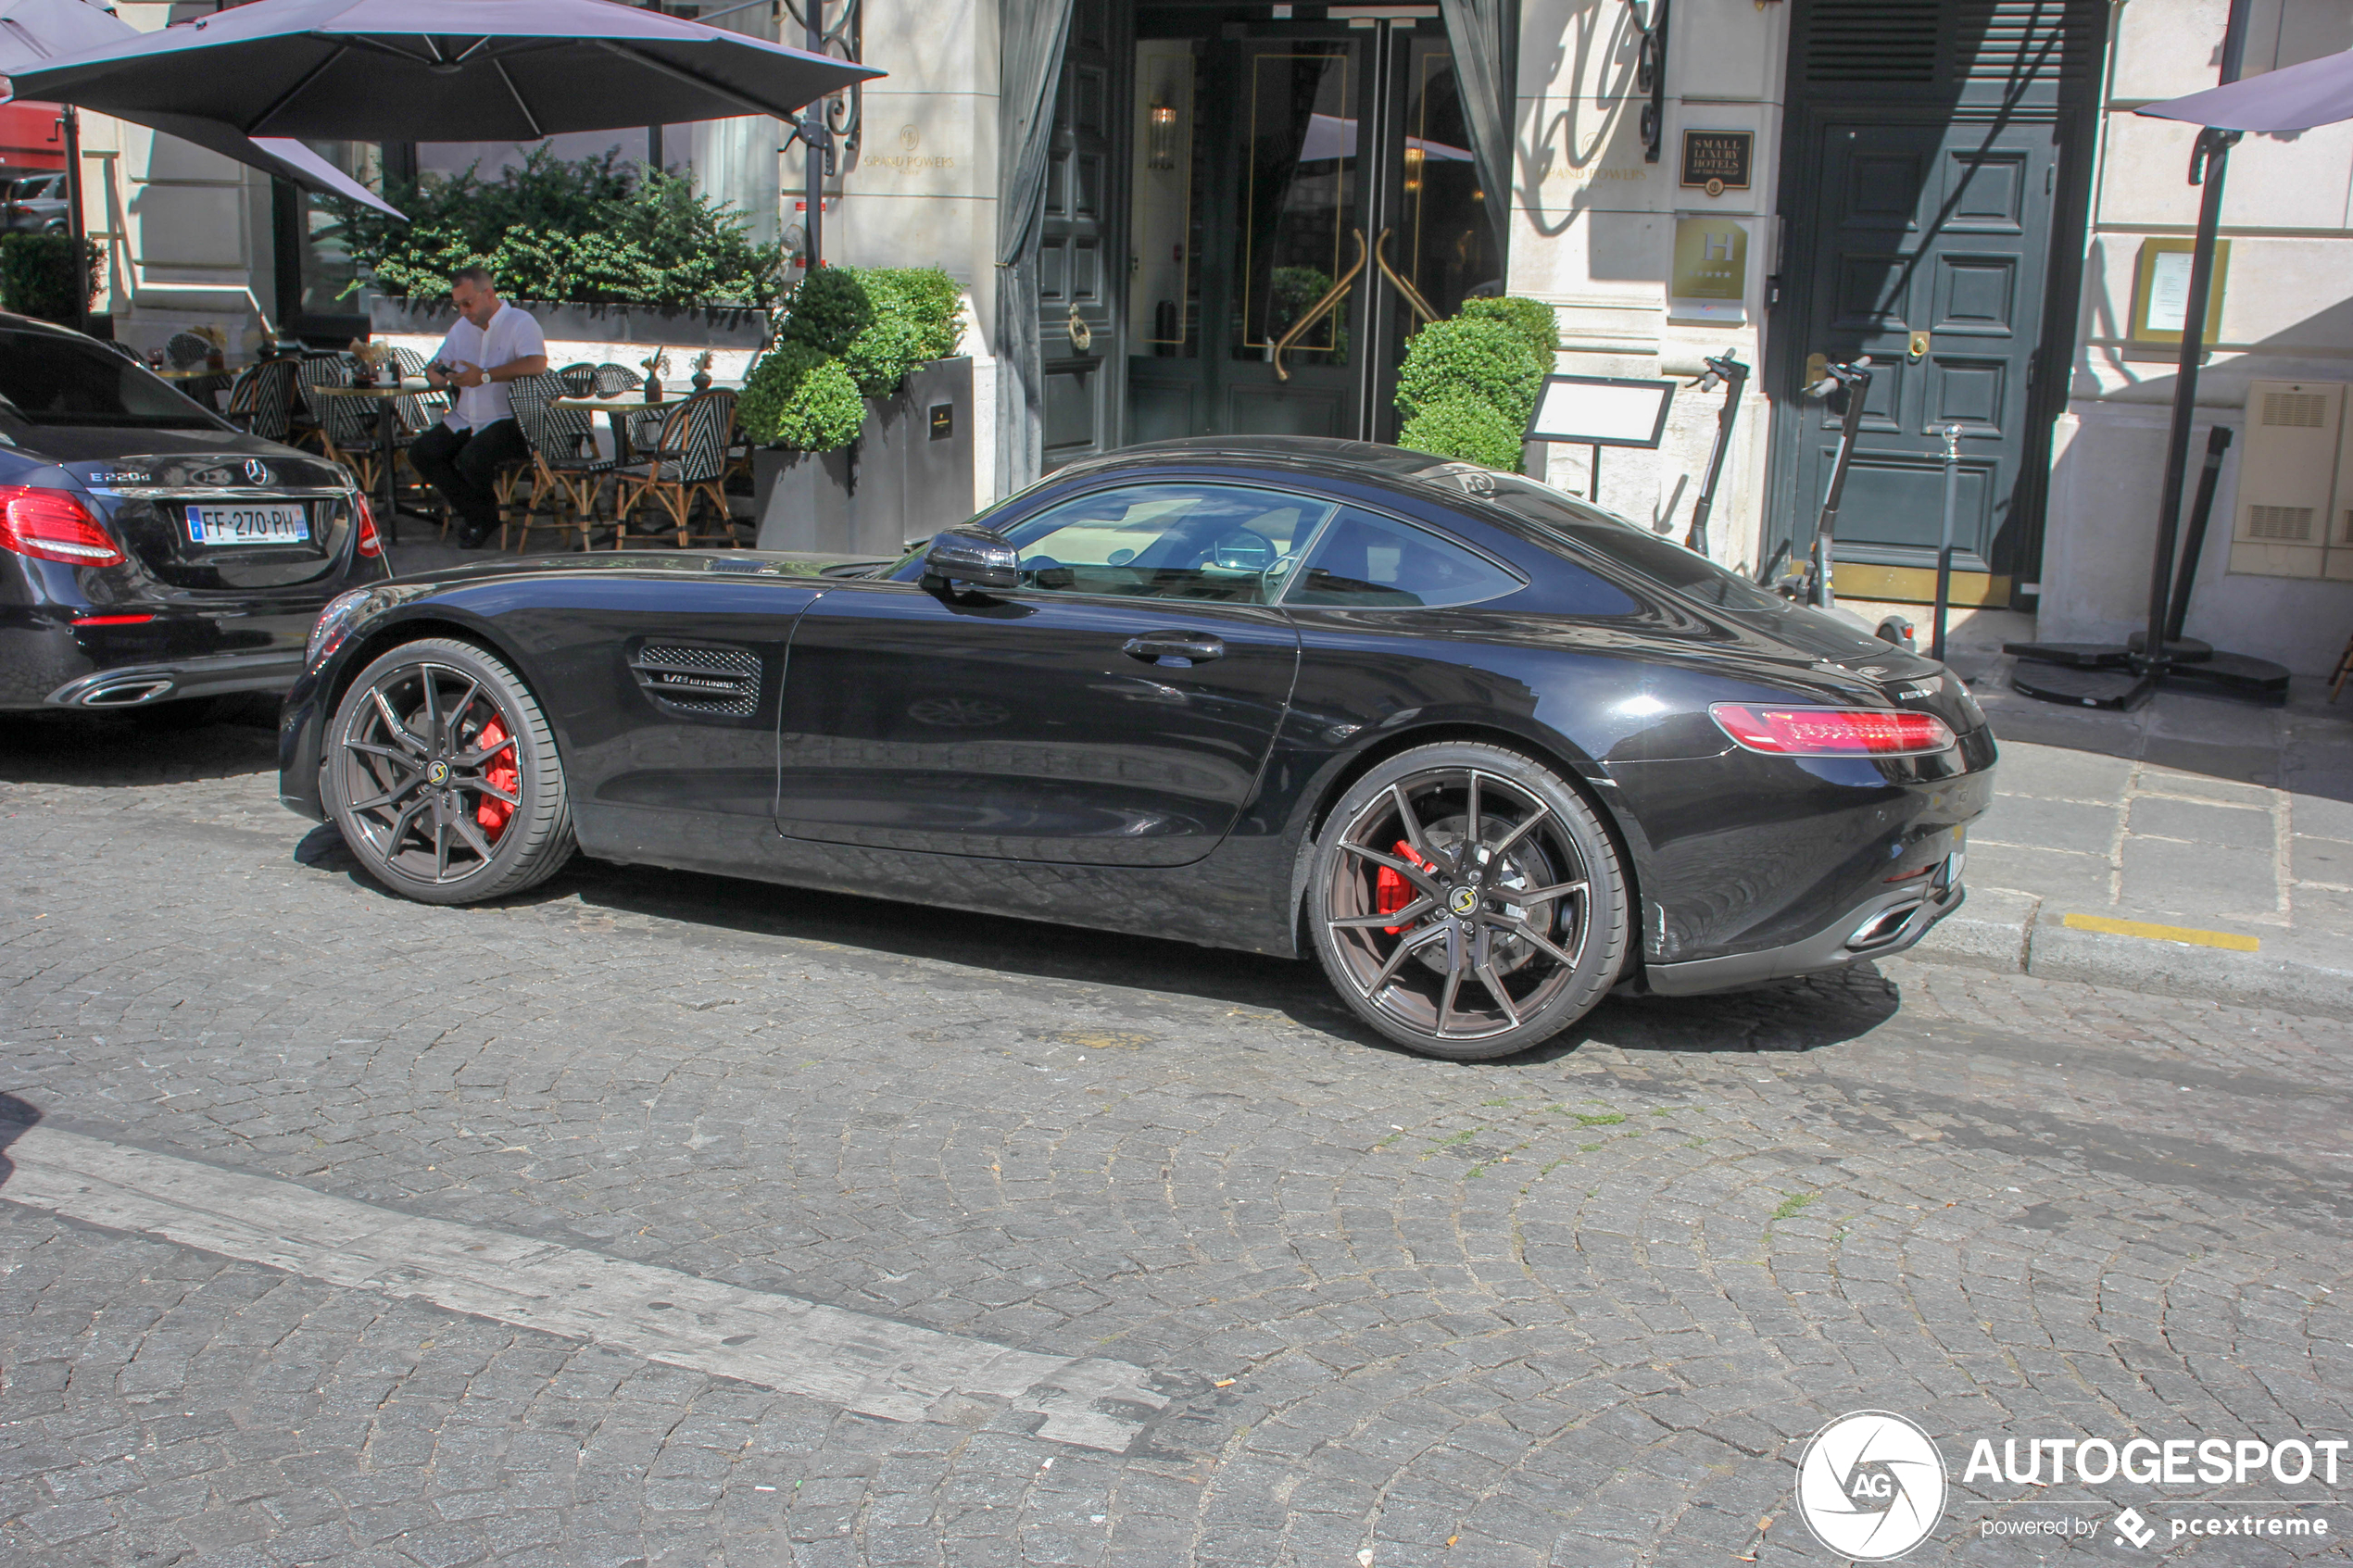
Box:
[742,265,966,451]
[1390,296,1557,472]
[0,233,100,324]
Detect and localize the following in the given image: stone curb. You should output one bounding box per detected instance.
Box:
[1905,889,2353,1020]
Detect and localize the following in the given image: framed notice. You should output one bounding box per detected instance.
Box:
[1525,375,1678,448]
[1679,130,1753,196]
[2130,237,2231,346]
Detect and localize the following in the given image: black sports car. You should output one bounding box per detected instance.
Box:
[0,314,384,715]
[279,437,1994,1060]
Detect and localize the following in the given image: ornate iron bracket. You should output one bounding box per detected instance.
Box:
[1631,0,1667,164]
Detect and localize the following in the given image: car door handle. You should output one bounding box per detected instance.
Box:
[1123,633,1224,666]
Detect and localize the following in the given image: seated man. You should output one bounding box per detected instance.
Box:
[409,266,548,547]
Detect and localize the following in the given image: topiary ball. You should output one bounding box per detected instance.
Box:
[772,357,865,452]
[780,265,874,358]
[840,315,925,399]
[1459,296,1559,377]
[1393,316,1545,430]
[1397,393,1528,474]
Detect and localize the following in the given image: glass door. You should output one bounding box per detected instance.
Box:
[1126,13,1491,448]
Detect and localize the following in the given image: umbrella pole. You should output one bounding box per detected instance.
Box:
[804,0,824,265]
[2139,126,2234,681]
[62,106,86,336]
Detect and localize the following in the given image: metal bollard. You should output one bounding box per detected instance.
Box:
[1932,423,1961,663]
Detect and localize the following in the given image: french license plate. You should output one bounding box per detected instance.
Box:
[188,502,308,546]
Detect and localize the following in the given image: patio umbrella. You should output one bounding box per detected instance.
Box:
[2004,44,2353,709]
[6,0,882,144]
[0,0,402,215]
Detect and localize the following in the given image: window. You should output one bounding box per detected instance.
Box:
[1284,507,1524,608]
[1478,474,1788,614]
[995,483,1337,604]
[0,332,219,428]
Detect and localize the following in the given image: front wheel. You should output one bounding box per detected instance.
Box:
[323,637,575,905]
[1307,743,1630,1060]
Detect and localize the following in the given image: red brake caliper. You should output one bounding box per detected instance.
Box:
[475,720,518,838]
[1374,841,1431,935]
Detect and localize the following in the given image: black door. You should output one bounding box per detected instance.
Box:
[1767,0,2106,608]
[1038,0,1127,469]
[1125,14,1497,446]
[774,481,1320,868]
[1788,115,2060,603]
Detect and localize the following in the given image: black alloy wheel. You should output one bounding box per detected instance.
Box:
[1309,743,1629,1060]
[323,637,575,905]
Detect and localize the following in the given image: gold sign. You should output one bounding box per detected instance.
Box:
[1671,218,1747,301]
[1679,130,1753,193]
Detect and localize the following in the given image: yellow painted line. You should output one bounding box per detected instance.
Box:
[2060,913,2259,952]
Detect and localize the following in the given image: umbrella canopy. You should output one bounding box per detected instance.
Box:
[7,0,882,144]
[0,0,401,216]
[2136,45,2353,132]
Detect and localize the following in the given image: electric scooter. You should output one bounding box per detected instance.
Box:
[1682,350,1748,559]
[1758,356,1873,608]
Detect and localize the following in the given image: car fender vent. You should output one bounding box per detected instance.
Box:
[629,642,761,717]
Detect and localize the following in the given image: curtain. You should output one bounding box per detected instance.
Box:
[1439,0,1514,259]
[995,0,1076,498]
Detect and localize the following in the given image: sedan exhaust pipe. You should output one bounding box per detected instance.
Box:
[78,677,176,707]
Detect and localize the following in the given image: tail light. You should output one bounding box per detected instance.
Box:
[354,494,383,558]
[1710,702,1956,758]
[0,485,126,567]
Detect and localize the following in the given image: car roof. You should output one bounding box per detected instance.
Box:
[1054,435,1466,487]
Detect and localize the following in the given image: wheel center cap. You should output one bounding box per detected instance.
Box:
[426,759,451,786]
[1448,885,1479,916]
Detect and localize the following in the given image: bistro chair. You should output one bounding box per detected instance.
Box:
[101,339,142,364]
[615,390,739,548]
[593,362,668,460]
[557,361,598,398]
[510,370,616,553]
[289,351,352,453]
[385,345,455,528]
[220,358,298,443]
[492,370,569,550]
[304,354,400,498]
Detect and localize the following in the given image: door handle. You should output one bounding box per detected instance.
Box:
[1908,331,1930,361]
[1123,633,1225,667]
[1273,228,1366,383]
[1373,227,1441,328]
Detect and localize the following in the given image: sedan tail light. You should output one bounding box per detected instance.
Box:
[1710,702,1956,758]
[0,485,126,567]
[354,494,383,558]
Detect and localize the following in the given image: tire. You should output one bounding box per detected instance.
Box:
[322,637,574,905]
[1306,742,1630,1060]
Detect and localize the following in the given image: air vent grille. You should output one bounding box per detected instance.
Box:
[2263,391,2331,428]
[1806,0,1938,82]
[2246,505,2315,542]
[629,643,761,717]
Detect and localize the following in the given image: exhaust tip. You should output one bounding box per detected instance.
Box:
[80,678,177,708]
[1847,904,1921,951]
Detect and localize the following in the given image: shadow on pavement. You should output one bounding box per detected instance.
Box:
[293,838,1897,1063]
[0,695,280,786]
[0,1092,42,1187]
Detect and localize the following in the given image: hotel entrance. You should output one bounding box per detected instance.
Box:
[1108,6,1503,455]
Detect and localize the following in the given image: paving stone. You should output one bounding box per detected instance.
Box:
[2127,793,2277,848]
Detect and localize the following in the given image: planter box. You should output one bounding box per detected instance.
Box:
[369,296,772,350]
[752,357,975,557]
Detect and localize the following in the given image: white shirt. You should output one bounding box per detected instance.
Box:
[432,301,547,431]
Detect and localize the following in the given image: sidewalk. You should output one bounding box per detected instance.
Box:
[1913,652,2353,1018]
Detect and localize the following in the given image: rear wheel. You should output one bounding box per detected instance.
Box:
[1307,743,1629,1060]
[323,637,574,904]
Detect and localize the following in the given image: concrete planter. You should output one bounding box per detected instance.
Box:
[752,357,975,557]
[368,296,773,350]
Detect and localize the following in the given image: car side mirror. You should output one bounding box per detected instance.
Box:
[923,527,1020,591]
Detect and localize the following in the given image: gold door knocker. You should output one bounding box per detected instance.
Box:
[1272,228,1367,382]
[1067,305,1093,355]
[1908,331,1930,361]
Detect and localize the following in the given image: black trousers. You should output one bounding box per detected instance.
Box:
[409,418,529,534]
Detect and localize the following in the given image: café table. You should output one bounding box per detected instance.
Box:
[309,379,430,545]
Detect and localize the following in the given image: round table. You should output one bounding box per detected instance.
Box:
[311,381,431,544]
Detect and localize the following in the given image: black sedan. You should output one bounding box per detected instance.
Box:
[279,437,1994,1060]
[0,314,384,715]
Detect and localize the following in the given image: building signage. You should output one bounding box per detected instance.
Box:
[1679,130,1752,197]
[2130,236,2231,346]
[1671,218,1747,301]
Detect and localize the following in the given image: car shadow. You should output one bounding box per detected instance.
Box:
[301,839,1897,1062]
[0,696,280,787]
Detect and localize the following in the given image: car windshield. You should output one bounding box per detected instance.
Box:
[0,329,224,428]
[1474,473,1792,615]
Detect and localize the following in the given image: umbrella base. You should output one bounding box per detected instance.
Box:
[2005,641,2289,710]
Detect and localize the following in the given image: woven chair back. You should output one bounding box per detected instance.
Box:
[223,358,297,443]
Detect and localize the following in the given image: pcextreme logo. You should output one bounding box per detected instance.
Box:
[1795,1411,1949,1561]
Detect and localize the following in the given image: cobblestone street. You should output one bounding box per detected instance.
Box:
[2,703,2348,1567]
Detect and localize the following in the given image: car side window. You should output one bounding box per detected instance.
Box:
[1283,507,1526,608]
[998,483,1336,605]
